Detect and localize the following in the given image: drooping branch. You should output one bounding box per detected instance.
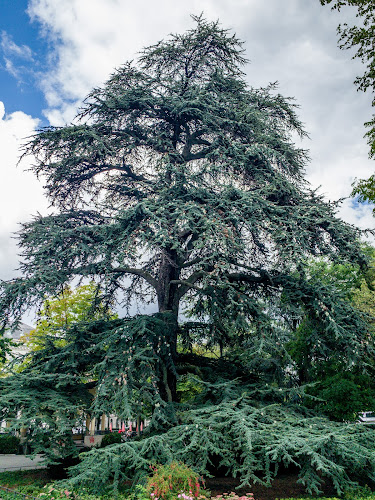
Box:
[58,264,159,291]
[108,266,158,289]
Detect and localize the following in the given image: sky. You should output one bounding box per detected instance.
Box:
[0,0,374,324]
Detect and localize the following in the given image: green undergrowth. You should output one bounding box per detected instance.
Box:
[280,488,375,500]
[1,470,375,500]
[280,498,375,500]
[0,470,130,499]
[0,469,49,488]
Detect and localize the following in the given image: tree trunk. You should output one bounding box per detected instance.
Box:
[156,250,180,402]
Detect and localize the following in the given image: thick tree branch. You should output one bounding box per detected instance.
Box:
[72,264,158,290]
[81,162,152,184]
[110,266,158,288]
[226,271,279,287]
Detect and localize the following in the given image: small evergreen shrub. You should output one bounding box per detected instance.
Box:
[146,462,202,500]
[0,434,20,454]
[100,432,123,448]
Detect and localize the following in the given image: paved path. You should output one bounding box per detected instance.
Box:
[0,454,45,472]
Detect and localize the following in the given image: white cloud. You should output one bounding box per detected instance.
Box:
[26,0,375,232]
[339,199,375,231]
[1,32,34,84]
[1,32,33,61]
[27,0,198,124]
[0,101,47,279]
[4,57,21,80]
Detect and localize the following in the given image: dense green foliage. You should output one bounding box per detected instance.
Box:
[1,16,375,495]
[287,255,375,420]
[309,374,375,420]
[0,434,20,454]
[0,336,12,370]
[66,392,375,494]
[100,432,123,448]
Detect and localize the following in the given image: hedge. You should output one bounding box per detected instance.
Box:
[0,434,20,454]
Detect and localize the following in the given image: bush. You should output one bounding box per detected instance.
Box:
[99,432,123,448]
[0,434,20,454]
[146,462,203,500]
[306,374,375,422]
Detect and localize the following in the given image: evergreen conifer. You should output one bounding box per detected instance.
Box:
[1,16,375,494]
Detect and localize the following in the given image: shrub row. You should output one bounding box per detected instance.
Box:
[0,434,20,454]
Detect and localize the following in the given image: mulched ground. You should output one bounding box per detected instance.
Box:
[205,474,336,500]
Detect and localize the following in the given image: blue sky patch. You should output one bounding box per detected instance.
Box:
[0,0,48,121]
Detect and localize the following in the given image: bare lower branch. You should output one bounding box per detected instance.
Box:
[72,264,158,289]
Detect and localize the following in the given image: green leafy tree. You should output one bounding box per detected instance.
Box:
[23,283,117,350]
[288,253,375,420]
[310,373,375,421]
[1,17,375,494]
[352,257,375,322]
[320,1,375,204]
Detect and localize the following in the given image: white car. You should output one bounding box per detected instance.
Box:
[358,411,375,424]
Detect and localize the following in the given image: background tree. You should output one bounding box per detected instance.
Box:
[1,16,375,494]
[0,333,12,370]
[22,283,117,351]
[288,252,375,420]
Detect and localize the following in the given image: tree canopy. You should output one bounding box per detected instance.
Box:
[1,16,375,494]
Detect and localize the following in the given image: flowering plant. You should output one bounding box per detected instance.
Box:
[211,493,254,500]
[146,462,203,500]
[177,494,207,500]
[36,486,76,498]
